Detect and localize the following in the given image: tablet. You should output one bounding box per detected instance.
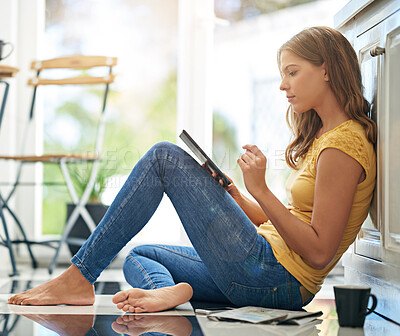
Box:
[179,130,231,188]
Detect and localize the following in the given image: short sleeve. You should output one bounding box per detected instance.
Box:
[313,129,370,178]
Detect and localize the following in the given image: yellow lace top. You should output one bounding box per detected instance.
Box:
[256,120,376,294]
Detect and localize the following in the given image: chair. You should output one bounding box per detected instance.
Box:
[0,55,117,275]
[0,64,29,277]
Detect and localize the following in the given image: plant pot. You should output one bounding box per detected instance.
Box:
[66,203,109,256]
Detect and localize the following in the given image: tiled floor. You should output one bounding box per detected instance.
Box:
[0,266,398,335]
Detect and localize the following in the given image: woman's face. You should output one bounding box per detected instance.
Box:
[279,50,329,114]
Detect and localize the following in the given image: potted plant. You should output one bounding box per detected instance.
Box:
[66,162,112,255]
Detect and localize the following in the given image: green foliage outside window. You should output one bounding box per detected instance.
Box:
[42,71,177,235]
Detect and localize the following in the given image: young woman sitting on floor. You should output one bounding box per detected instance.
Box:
[9,26,376,312]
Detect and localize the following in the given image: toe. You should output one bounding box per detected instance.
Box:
[134,307,146,313]
[20,296,30,305]
[128,306,135,313]
[21,299,32,306]
[112,290,128,304]
[122,304,130,312]
[15,297,23,305]
[126,315,135,321]
[10,295,20,305]
[111,322,127,334]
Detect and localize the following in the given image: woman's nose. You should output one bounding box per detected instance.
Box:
[279,78,288,91]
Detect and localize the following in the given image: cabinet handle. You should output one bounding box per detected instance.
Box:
[370,46,385,57]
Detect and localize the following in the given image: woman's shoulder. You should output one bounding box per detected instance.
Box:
[317,120,370,149]
[311,120,373,175]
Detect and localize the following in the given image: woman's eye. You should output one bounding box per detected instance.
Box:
[289,71,296,76]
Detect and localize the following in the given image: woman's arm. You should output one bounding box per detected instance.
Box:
[239,145,363,270]
[229,189,269,227]
[211,171,269,226]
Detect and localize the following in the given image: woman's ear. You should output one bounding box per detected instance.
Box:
[322,62,329,81]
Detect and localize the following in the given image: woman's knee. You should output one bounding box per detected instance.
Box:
[147,142,186,167]
[122,251,136,279]
[122,247,149,288]
[131,244,158,258]
[123,245,158,275]
[150,141,180,154]
[123,245,175,289]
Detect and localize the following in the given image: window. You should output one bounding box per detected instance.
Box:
[43,0,180,245]
[212,0,347,204]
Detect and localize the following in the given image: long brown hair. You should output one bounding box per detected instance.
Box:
[278,26,377,169]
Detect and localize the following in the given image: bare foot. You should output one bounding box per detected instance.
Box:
[21,314,94,336]
[111,315,193,336]
[8,265,95,306]
[112,283,193,313]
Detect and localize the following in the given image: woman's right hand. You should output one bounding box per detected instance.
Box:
[221,176,241,202]
[202,164,241,201]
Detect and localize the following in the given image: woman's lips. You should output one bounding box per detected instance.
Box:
[287,96,295,102]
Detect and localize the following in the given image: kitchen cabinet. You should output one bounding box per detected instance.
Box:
[335,0,400,321]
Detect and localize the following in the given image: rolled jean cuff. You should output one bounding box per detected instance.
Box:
[71,255,97,284]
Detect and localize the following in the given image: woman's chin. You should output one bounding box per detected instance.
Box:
[291,105,310,114]
[292,108,304,114]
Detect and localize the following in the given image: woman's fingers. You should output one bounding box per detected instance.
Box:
[237,157,246,170]
[202,163,211,174]
[203,163,234,188]
[242,144,262,155]
[225,183,235,192]
[202,163,219,179]
[240,153,254,165]
[238,145,267,171]
[242,150,256,160]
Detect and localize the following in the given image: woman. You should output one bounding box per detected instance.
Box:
[9,26,376,312]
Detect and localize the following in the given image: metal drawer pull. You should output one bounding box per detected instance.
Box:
[370,46,385,57]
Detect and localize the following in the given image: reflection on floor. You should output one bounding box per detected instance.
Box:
[1,314,204,336]
[0,268,398,335]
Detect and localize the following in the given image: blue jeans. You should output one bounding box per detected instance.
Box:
[72,142,311,310]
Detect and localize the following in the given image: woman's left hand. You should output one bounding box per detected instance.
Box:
[237,144,268,197]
